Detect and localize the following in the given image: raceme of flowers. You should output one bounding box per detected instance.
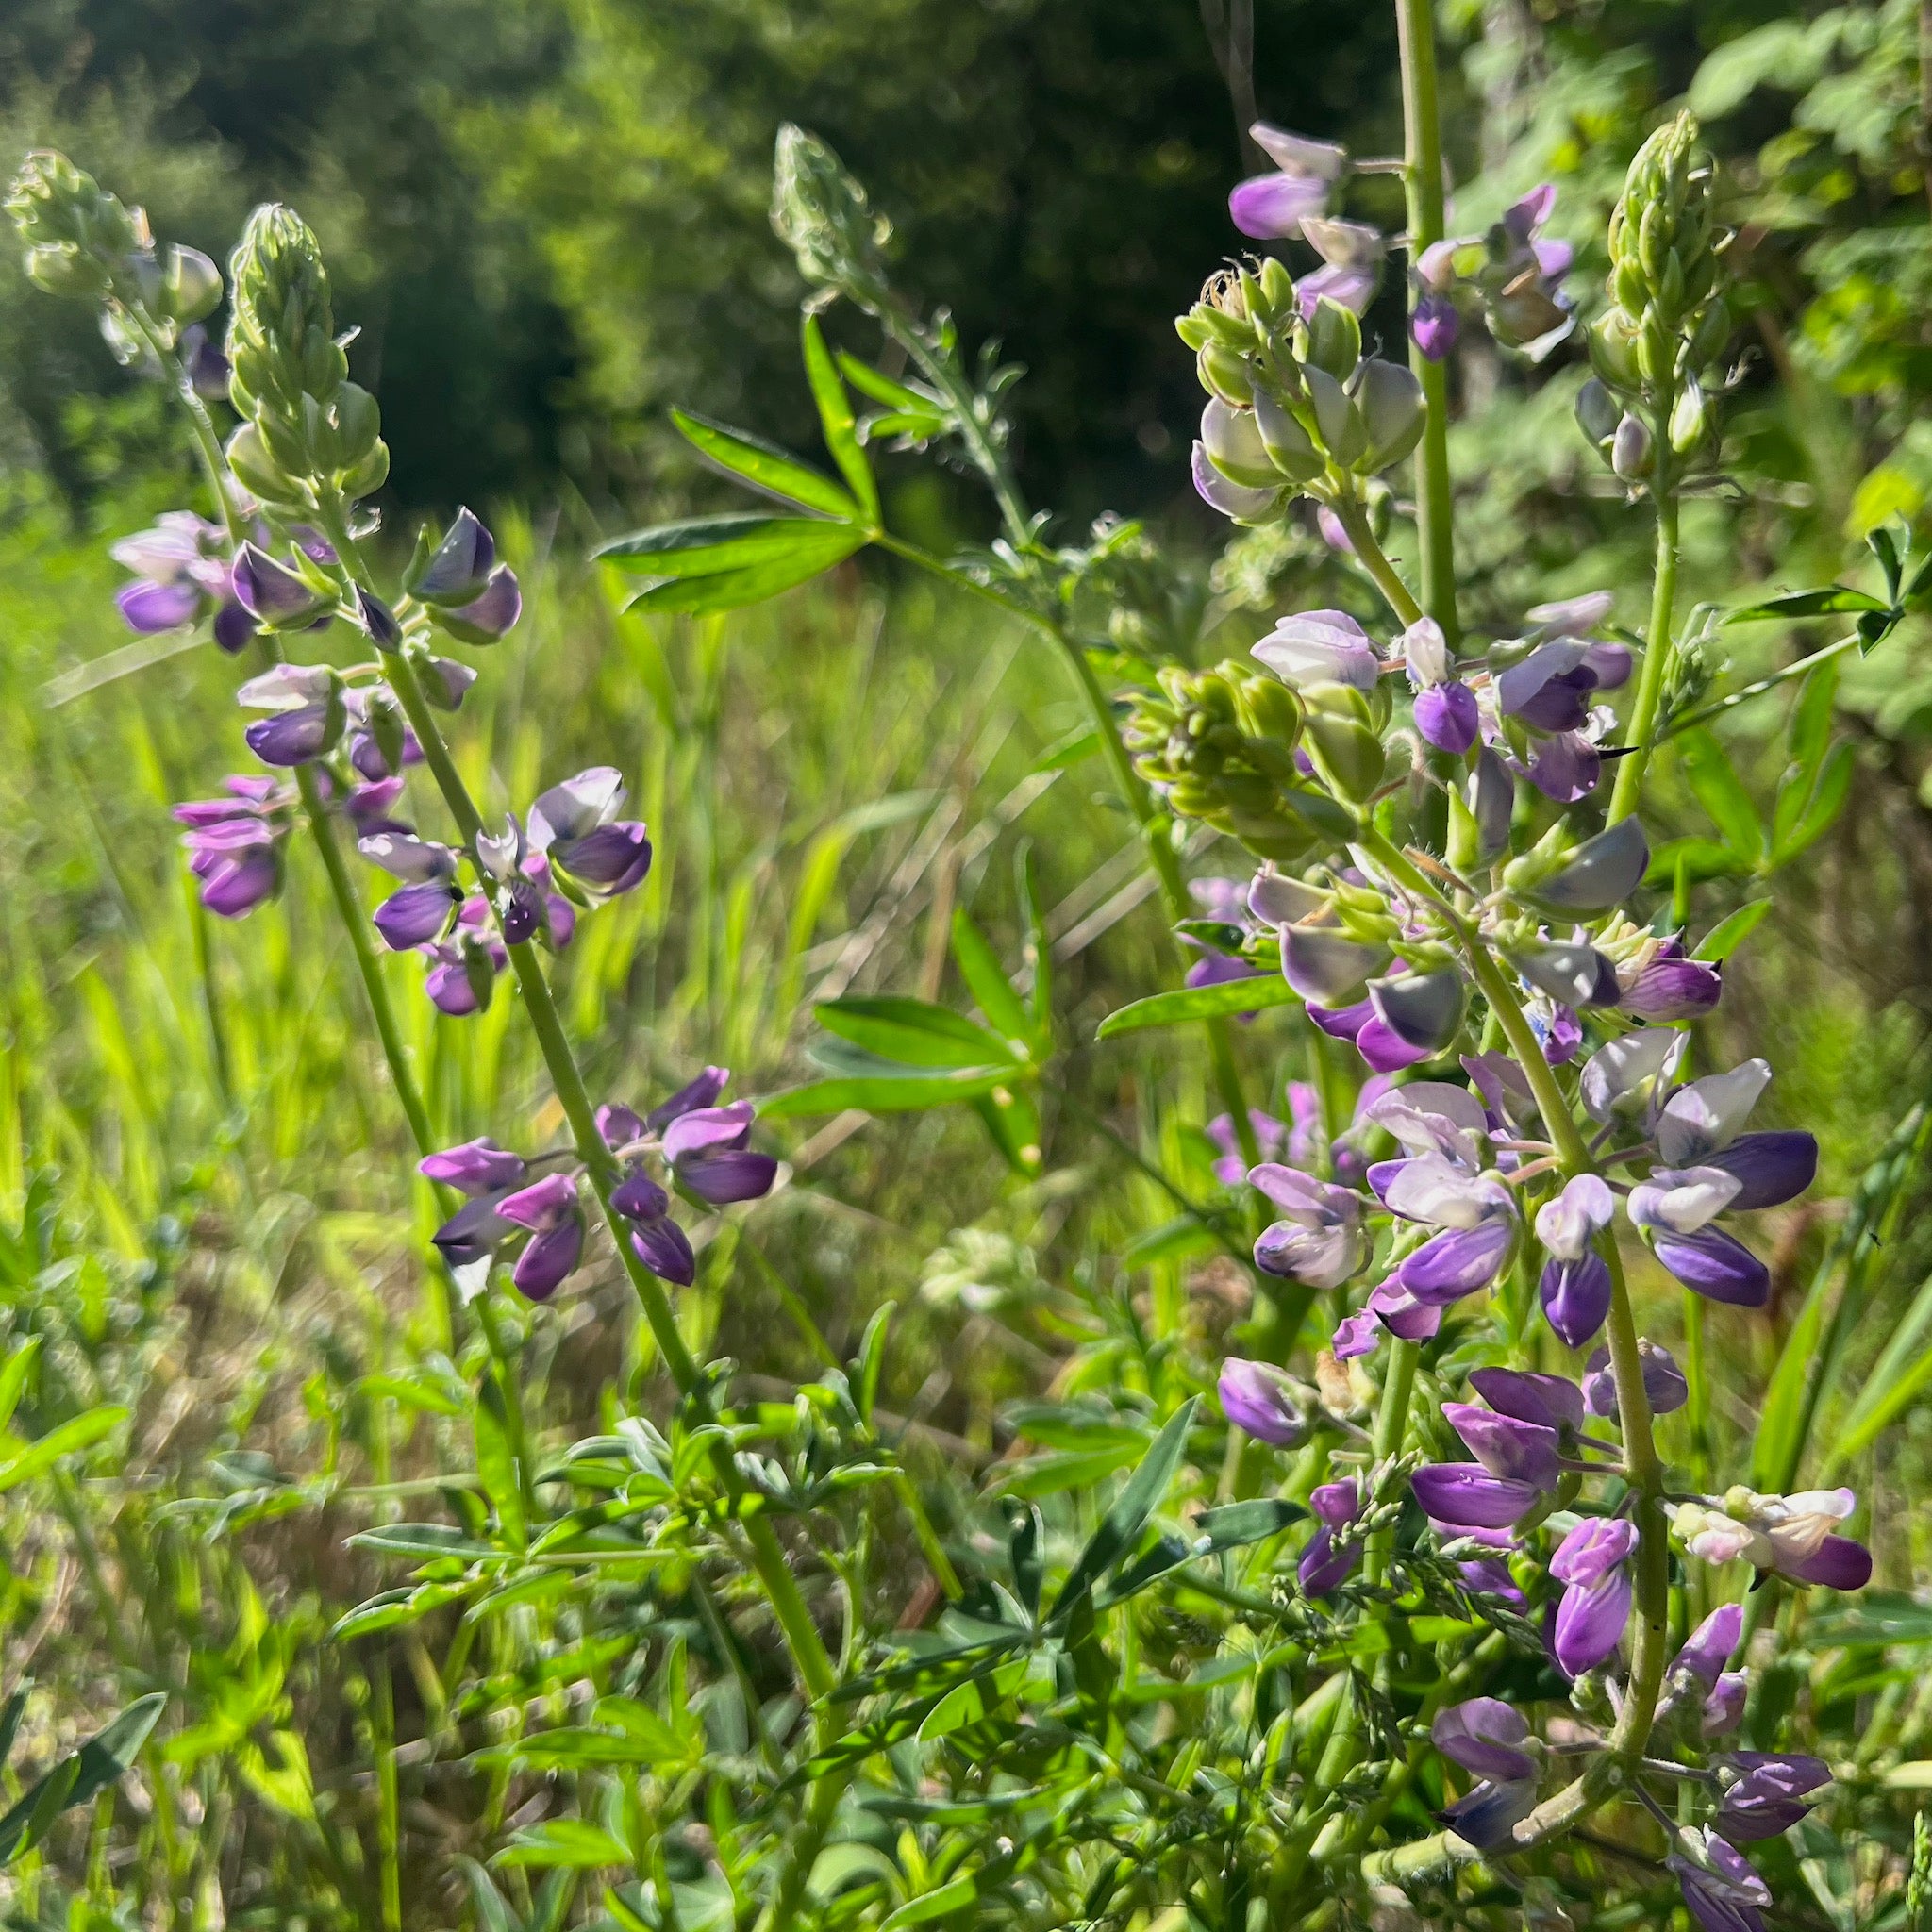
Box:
[423,1068,778,1302]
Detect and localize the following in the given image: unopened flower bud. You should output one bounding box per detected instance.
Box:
[771,123,891,310]
[1669,377,1709,456]
[1197,341,1255,406]
[1575,377,1619,448]
[1201,398,1279,490]
[1304,296,1361,381]
[1611,412,1652,479]
[1305,366,1366,468]
[160,244,222,325]
[1252,390,1324,483]
[1355,358,1425,472]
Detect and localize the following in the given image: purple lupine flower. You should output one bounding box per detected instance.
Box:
[1409,238,1463,362]
[1534,1173,1615,1347]
[1227,123,1346,240]
[1403,617,1478,755]
[1219,1358,1307,1446]
[608,1175,695,1287]
[1253,609,1383,691]
[231,541,326,627]
[1308,993,1431,1074]
[1715,1753,1829,1841]
[343,688,424,781]
[1382,1153,1517,1305]
[174,776,292,918]
[1297,216,1385,316]
[1191,439,1279,521]
[1673,1602,1743,1690]
[1251,1165,1367,1290]
[1621,941,1722,1022]
[1441,1401,1562,1489]
[1669,1831,1770,1932]
[1653,1061,1818,1208]
[663,1103,779,1206]
[407,509,522,644]
[1411,1462,1547,1531]
[421,1139,526,1194]
[1549,1517,1637,1675]
[110,510,252,649]
[496,1171,585,1301]
[521,852,577,950]
[420,1139,528,1271]
[527,767,654,899]
[373,880,460,949]
[1582,1341,1688,1421]
[1672,1489,1873,1591]
[1433,1697,1540,1850]
[1299,1478,1364,1595]
[1475,184,1575,359]
[1705,1674,1749,1738]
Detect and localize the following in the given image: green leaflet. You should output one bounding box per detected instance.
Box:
[1097,974,1298,1038]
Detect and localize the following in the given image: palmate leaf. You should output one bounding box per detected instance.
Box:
[1679,728,1765,862]
[1692,899,1773,962]
[1092,1498,1307,1609]
[802,317,879,524]
[596,512,843,578]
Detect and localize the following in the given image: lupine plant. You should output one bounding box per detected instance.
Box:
[9,0,1932,1923]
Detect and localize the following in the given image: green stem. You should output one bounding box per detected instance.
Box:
[1394,0,1457,644]
[291,763,438,1159]
[1328,498,1424,628]
[378,642,837,1703]
[1608,471,1680,823]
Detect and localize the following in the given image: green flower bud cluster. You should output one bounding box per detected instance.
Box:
[770,125,892,312]
[6,151,222,348]
[1179,266,1425,518]
[225,204,388,508]
[1123,661,1339,860]
[1579,114,1729,480]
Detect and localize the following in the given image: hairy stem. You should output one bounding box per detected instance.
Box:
[1395,0,1457,644]
[1608,464,1680,823]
